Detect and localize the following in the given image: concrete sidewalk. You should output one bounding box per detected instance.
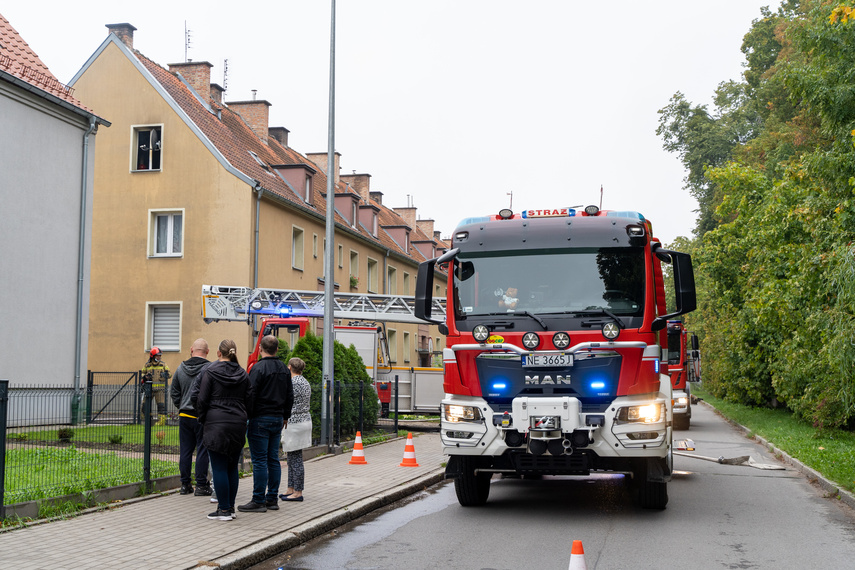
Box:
[0,433,446,570]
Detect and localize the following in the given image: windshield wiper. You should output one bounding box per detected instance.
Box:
[479,311,548,330]
[574,308,625,329]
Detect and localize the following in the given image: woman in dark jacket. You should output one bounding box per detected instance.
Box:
[197,339,253,521]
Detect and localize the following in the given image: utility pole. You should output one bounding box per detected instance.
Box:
[321,0,337,449]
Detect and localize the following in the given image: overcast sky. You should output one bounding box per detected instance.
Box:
[4,1,776,244]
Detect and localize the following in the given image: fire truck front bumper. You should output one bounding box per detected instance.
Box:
[440,394,671,460]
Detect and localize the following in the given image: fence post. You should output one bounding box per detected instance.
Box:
[142,380,152,493]
[0,379,8,520]
[359,380,364,435]
[85,371,93,424]
[394,375,399,435]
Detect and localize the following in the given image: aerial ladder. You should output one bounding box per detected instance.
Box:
[202,285,446,325]
[201,285,448,413]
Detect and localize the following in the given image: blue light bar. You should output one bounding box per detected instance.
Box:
[590,381,605,389]
[492,382,507,390]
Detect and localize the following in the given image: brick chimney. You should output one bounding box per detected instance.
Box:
[393,207,417,230]
[227,99,272,144]
[106,23,136,49]
[269,127,289,147]
[210,83,224,105]
[308,152,341,185]
[417,219,435,239]
[340,172,370,202]
[168,61,213,98]
[369,191,383,205]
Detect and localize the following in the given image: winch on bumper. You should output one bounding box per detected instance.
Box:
[441,394,670,476]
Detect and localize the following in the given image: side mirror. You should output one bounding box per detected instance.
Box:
[652,247,696,329]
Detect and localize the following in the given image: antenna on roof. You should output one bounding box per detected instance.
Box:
[184,21,193,62]
[223,59,229,93]
[599,185,603,209]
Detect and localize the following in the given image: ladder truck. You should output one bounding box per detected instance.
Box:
[414,205,696,509]
[666,320,701,430]
[201,285,447,413]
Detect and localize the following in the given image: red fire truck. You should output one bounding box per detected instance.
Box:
[415,205,696,509]
[666,320,701,430]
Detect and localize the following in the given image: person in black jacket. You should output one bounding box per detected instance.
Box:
[170,338,213,496]
[238,335,293,513]
[197,339,253,521]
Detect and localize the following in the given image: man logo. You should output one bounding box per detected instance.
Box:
[525,375,571,385]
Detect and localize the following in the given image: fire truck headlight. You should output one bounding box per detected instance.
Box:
[443,404,482,423]
[522,332,540,349]
[616,403,664,424]
[676,396,688,406]
[473,325,490,343]
[552,332,570,349]
[602,322,620,340]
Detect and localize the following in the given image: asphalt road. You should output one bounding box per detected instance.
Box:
[256,403,855,569]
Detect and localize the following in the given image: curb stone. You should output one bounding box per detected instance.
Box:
[195,469,446,569]
[698,399,855,510]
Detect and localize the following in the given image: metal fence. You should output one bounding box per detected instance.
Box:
[1,374,395,518]
[1,378,180,518]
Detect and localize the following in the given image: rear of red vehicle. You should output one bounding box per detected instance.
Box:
[416,206,696,509]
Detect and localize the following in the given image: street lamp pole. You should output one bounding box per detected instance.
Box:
[321,0,337,449]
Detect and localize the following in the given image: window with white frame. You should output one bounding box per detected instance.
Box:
[133,125,162,171]
[305,176,313,202]
[147,303,181,351]
[350,250,359,280]
[403,272,411,295]
[403,331,410,363]
[367,258,379,293]
[292,226,305,270]
[313,234,318,258]
[388,329,398,363]
[387,265,397,295]
[338,245,343,268]
[149,209,183,257]
[351,202,358,227]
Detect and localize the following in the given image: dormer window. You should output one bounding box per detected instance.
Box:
[305,176,313,202]
[351,201,358,227]
[372,213,378,237]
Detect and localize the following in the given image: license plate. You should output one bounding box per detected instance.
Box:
[523,353,574,368]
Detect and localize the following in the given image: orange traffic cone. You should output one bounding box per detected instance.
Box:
[568,540,587,570]
[349,431,368,465]
[399,432,420,467]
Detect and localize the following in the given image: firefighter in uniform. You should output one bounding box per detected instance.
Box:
[141,347,171,423]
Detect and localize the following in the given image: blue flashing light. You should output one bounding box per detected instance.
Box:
[654,359,660,374]
[492,382,507,390]
[605,210,646,221]
[590,381,606,389]
[278,305,292,316]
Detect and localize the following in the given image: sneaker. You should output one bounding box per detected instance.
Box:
[265,499,279,511]
[207,509,233,521]
[194,485,213,496]
[179,484,194,495]
[210,496,219,503]
[237,501,267,513]
[227,507,236,519]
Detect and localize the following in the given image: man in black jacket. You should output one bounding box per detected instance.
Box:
[171,338,213,496]
[238,335,293,513]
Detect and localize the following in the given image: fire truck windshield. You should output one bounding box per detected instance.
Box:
[453,247,646,319]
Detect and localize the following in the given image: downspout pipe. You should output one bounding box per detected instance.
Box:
[74,116,97,404]
[254,182,263,288]
[254,182,263,341]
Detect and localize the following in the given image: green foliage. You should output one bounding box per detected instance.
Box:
[57,428,74,441]
[277,338,291,363]
[108,434,123,444]
[289,330,379,440]
[660,0,855,429]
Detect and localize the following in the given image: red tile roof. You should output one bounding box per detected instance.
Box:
[0,13,97,115]
[131,47,446,266]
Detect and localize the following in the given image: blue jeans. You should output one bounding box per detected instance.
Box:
[246,416,284,504]
[209,448,241,511]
